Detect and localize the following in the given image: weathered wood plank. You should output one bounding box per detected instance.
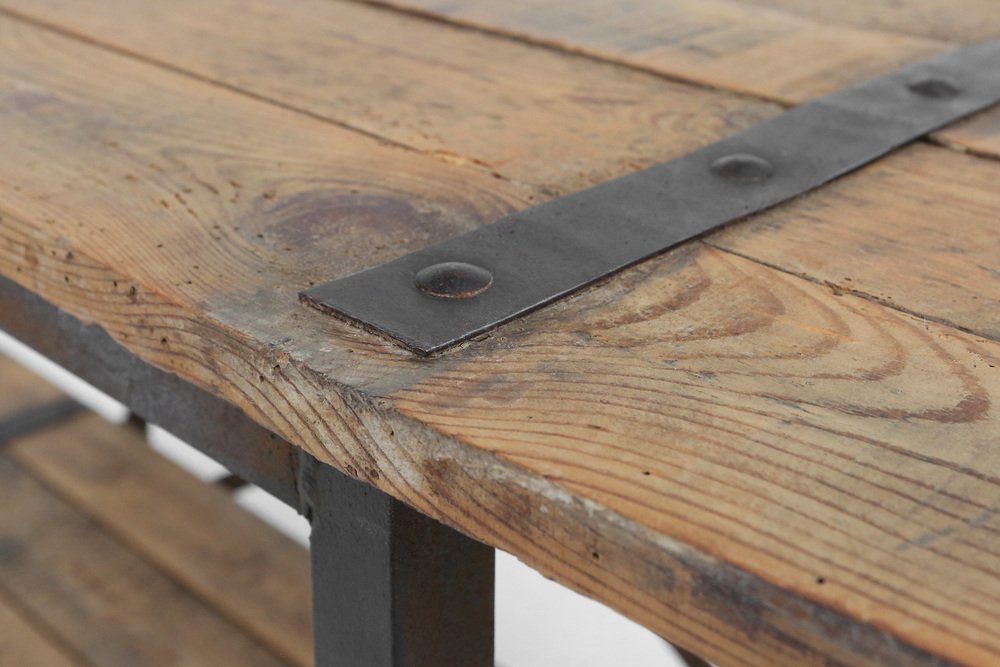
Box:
[0,7,536,466]
[389,243,1000,667]
[1,0,996,342]
[7,413,313,667]
[5,0,998,165]
[708,144,1000,340]
[0,451,293,667]
[735,0,1000,43]
[0,354,64,419]
[353,0,1000,156]
[0,8,998,667]
[0,356,310,663]
[0,0,780,198]
[0,591,80,667]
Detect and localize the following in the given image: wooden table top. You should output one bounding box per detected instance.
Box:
[0,1,997,665]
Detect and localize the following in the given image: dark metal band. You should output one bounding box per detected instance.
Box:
[302,40,1000,355]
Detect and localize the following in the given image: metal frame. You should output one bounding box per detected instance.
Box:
[0,274,495,667]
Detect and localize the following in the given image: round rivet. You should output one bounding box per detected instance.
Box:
[907,76,960,99]
[414,261,493,299]
[710,153,774,183]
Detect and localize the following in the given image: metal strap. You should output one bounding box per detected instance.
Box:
[301,40,1000,355]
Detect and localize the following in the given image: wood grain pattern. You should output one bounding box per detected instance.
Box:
[0,357,82,667]
[0,451,293,667]
[0,354,64,419]
[736,0,1000,43]
[0,6,998,667]
[8,413,313,667]
[1,0,995,342]
[390,242,1000,666]
[0,591,79,667]
[708,144,1000,339]
[0,0,780,198]
[355,0,1000,157]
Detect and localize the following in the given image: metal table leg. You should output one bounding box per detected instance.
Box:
[301,454,495,667]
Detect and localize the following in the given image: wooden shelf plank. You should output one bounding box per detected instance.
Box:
[707,143,1000,340]
[7,413,313,667]
[0,590,80,667]
[0,449,294,667]
[0,359,310,665]
[0,355,65,421]
[0,0,782,198]
[0,0,995,341]
[351,0,1000,155]
[733,0,1000,43]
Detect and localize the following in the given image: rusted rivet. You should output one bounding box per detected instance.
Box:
[414,261,493,299]
[907,76,960,99]
[710,153,774,183]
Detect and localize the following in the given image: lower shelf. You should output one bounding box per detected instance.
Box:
[0,355,312,667]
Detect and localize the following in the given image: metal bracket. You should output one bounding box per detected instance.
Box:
[301,40,1000,355]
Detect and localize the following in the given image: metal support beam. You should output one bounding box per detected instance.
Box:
[300,453,495,667]
[0,275,300,505]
